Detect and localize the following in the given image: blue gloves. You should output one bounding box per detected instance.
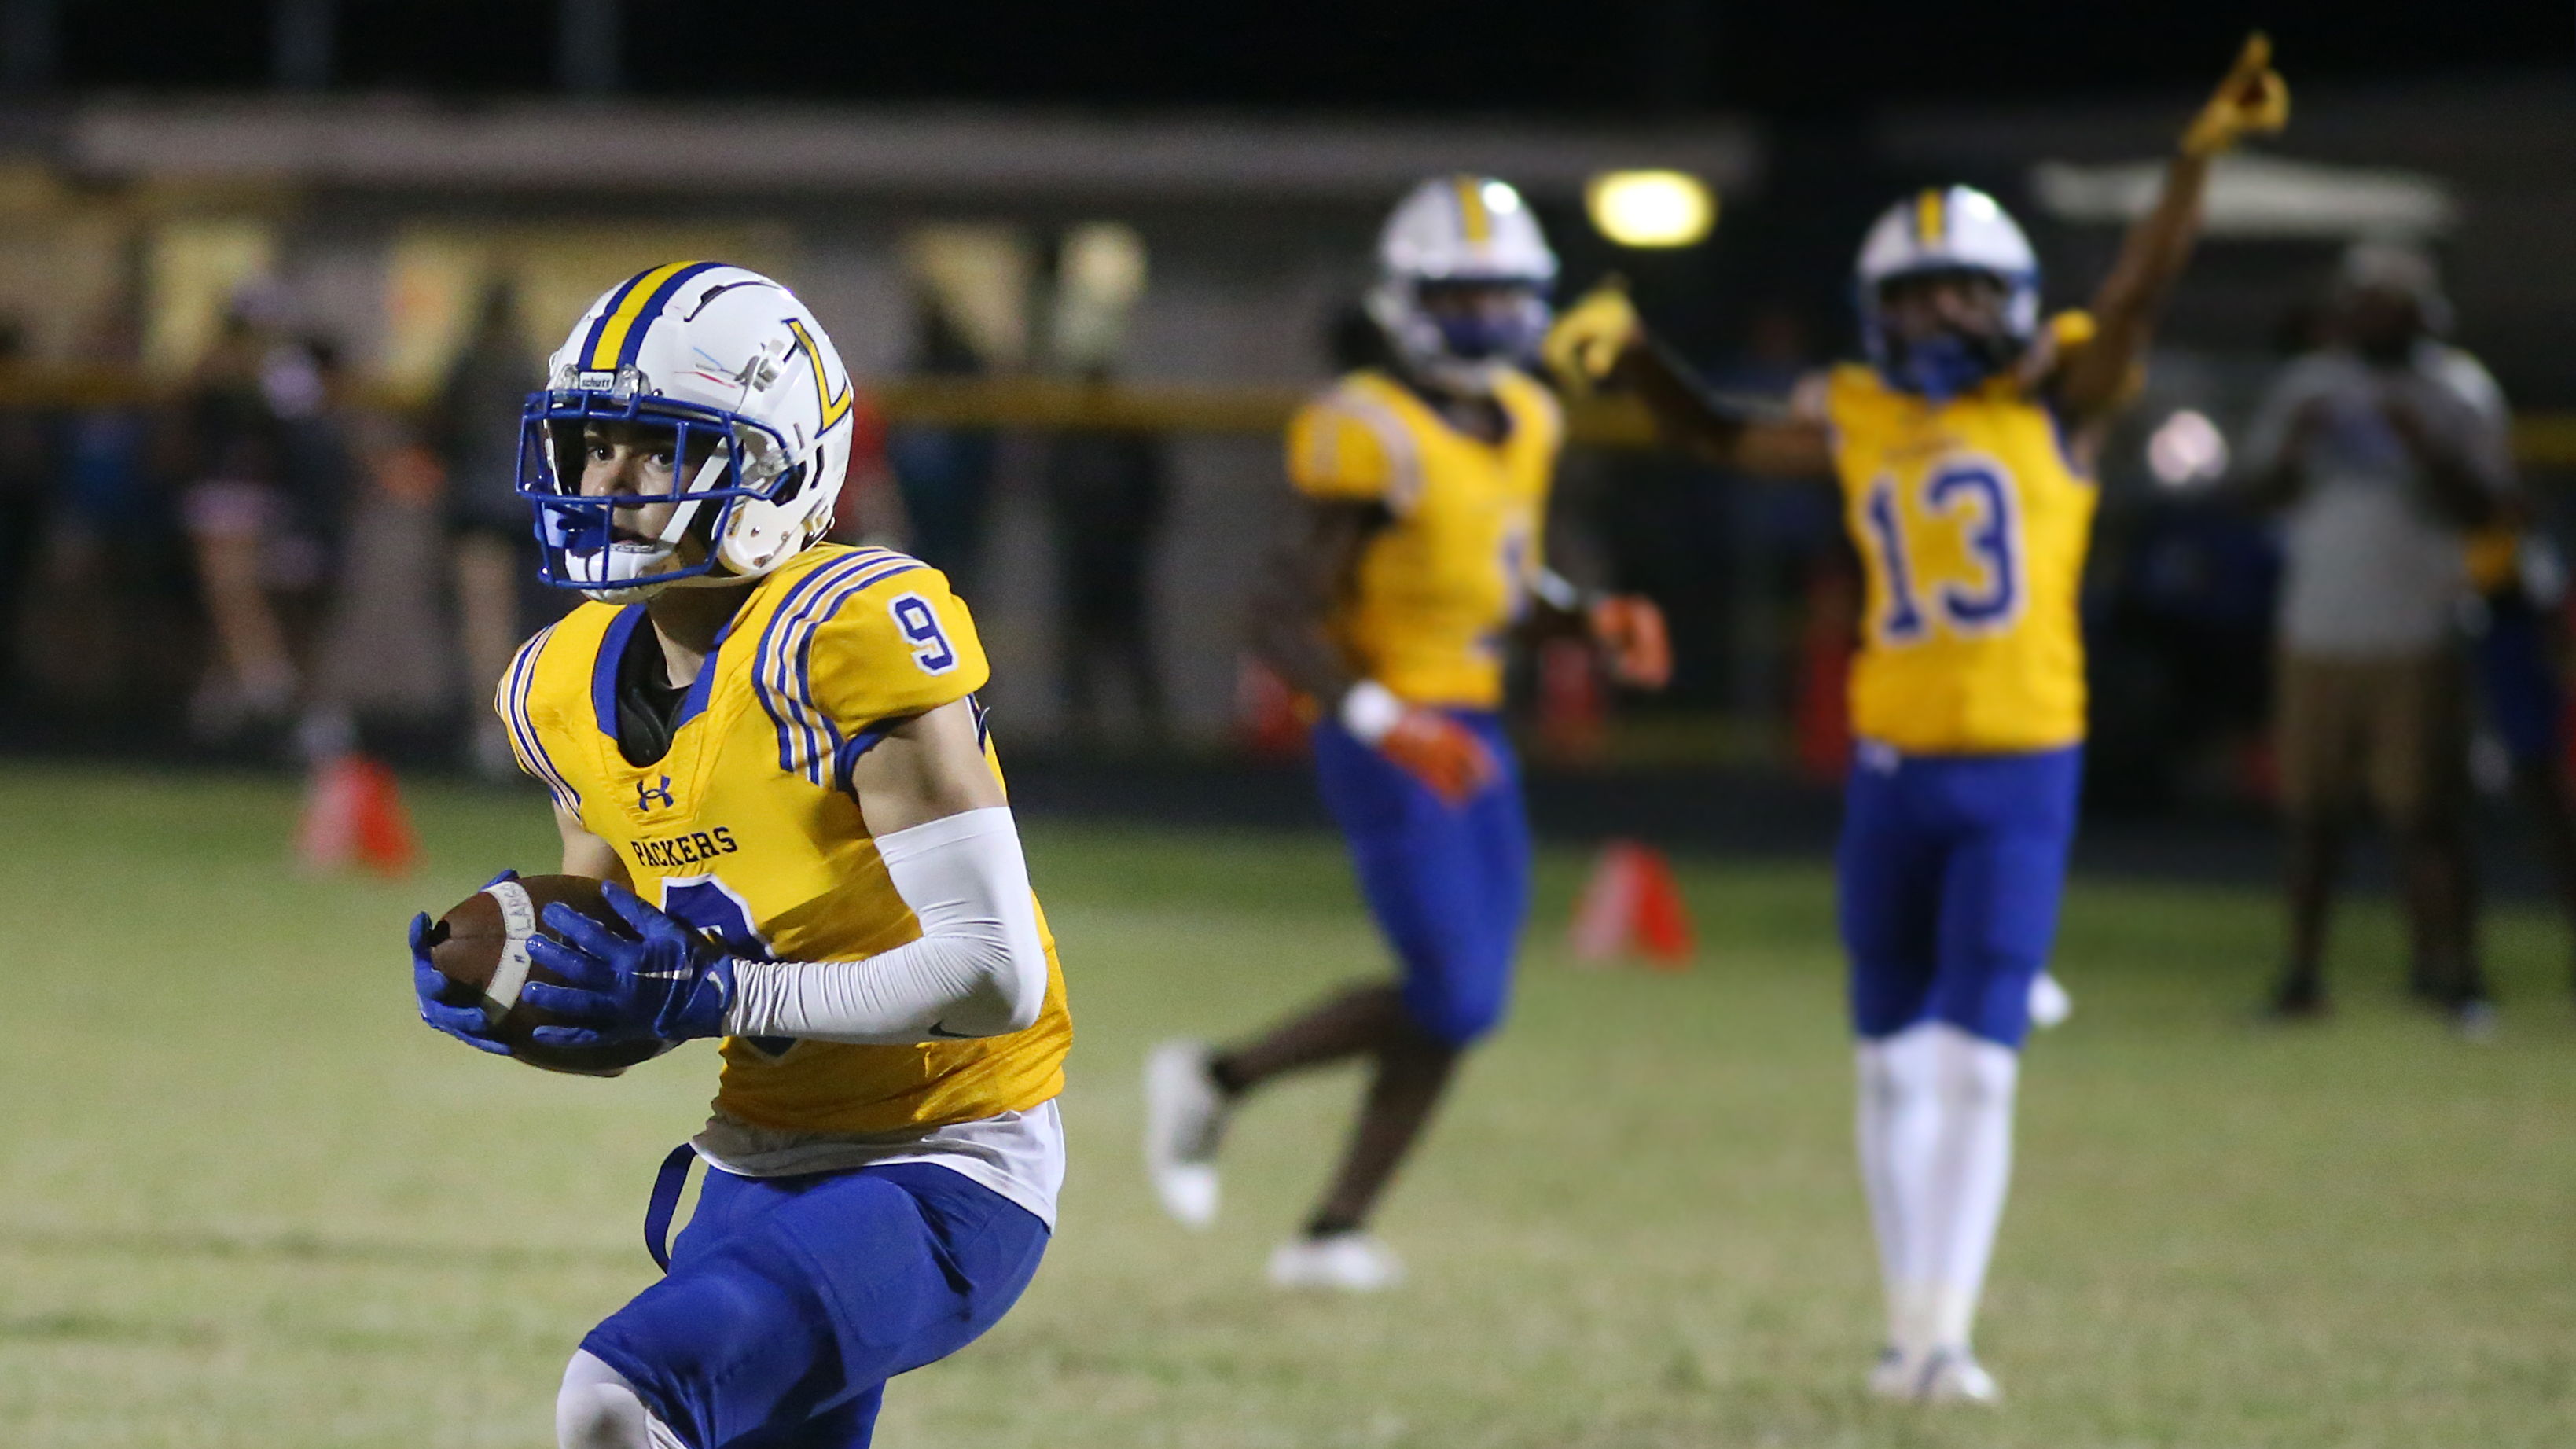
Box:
[521,881,740,1049]
[410,870,521,1056]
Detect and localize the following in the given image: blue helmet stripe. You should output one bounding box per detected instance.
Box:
[577,266,666,374]
[613,261,729,370]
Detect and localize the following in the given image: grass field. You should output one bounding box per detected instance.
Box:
[1,762,2572,1447]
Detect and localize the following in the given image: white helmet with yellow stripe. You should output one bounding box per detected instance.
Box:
[1366,175,1559,395]
[520,262,856,601]
[1855,186,2041,397]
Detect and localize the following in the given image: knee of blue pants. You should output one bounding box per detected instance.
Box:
[1839,745,2076,1050]
[1400,954,1510,1046]
[1378,819,1524,1046]
[1850,940,2045,1047]
[1314,712,1529,1050]
[1931,957,2041,1048]
[582,1164,1047,1449]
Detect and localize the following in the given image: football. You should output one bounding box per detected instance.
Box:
[422,873,676,1076]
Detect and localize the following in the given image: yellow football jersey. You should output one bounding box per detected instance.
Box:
[1287,367,1564,709]
[1826,314,2101,754]
[495,544,1072,1136]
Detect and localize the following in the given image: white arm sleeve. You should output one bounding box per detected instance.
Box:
[722,807,1049,1044]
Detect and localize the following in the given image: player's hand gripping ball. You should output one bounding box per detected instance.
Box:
[2181,32,2289,158]
[1542,280,1643,396]
[412,873,678,1076]
[1589,594,1674,690]
[520,882,740,1050]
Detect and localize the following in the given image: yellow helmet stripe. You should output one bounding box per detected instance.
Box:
[1454,175,1493,244]
[587,259,701,370]
[785,318,853,432]
[1914,189,1946,245]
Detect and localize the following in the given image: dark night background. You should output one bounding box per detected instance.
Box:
[39,2,2575,114]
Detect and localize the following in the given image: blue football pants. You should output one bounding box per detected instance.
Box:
[1839,744,2083,1049]
[1310,711,1532,1046]
[582,1160,1047,1449]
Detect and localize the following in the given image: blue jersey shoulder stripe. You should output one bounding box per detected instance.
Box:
[755,551,905,777]
[789,561,927,775]
[785,555,935,784]
[844,559,923,594]
[755,549,932,785]
[753,552,901,782]
[776,557,927,783]
[502,624,581,811]
[513,629,582,811]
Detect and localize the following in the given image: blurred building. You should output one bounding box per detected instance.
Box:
[0,94,1754,746]
[0,44,2568,778]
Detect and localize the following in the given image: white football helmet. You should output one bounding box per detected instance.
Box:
[1365,175,1558,395]
[1855,186,2041,397]
[520,262,855,602]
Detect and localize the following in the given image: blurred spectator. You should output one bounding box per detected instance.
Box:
[303,341,455,762]
[0,321,50,696]
[1042,373,1167,744]
[24,313,181,715]
[885,300,998,593]
[2462,524,2576,988]
[271,337,355,570]
[433,281,543,778]
[180,311,305,747]
[2240,245,2515,1030]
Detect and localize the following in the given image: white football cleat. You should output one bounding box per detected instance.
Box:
[1917,1348,2000,1405]
[2028,972,2073,1030]
[1143,1039,1229,1230]
[1267,1232,1406,1292]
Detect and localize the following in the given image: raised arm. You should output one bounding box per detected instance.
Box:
[2055,35,2288,426]
[1543,284,1834,478]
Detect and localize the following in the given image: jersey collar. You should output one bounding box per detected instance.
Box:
[590,604,735,741]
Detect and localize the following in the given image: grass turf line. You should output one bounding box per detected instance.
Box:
[0,762,2569,1447]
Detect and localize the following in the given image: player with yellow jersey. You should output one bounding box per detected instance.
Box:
[1144,177,1670,1291]
[1545,39,2288,1403]
[407,263,1068,1449]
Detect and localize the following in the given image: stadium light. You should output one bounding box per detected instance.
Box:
[1586,171,1717,248]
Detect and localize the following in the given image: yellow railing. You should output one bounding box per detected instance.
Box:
[0,364,2563,464]
[872,375,1663,448]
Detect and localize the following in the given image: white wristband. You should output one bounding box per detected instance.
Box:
[1338,679,1406,745]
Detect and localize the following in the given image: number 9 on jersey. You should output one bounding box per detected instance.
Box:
[891,592,959,675]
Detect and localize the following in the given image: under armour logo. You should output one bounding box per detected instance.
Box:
[637,774,675,810]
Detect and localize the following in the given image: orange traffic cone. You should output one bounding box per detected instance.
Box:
[1567,839,1695,970]
[298,753,419,877]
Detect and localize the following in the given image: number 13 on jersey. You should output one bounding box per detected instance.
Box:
[1858,455,2028,646]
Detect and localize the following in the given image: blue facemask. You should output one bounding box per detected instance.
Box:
[1883,329,2021,403]
[1432,306,1546,362]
